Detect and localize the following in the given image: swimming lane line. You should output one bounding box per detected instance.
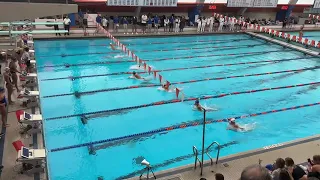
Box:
[49,101,320,152]
[40,56,317,81]
[45,81,320,120]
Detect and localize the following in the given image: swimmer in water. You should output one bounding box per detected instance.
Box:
[194,99,204,111]
[227,118,244,131]
[110,43,116,50]
[162,83,170,91]
[132,71,144,79]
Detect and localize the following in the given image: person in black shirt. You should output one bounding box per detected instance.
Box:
[132,16,138,34]
[285,157,307,180]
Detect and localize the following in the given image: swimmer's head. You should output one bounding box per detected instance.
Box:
[230,118,235,124]
[133,71,136,75]
[195,100,199,105]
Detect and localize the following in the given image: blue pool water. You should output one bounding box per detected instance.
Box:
[35,34,320,180]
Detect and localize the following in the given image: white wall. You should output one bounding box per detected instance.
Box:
[243,12,277,20]
[177,0,315,4]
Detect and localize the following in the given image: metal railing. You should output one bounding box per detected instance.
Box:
[205,141,221,165]
[192,146,202,169]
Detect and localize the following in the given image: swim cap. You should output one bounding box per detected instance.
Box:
[195,100,199,104]
[133,71,136,74]
[230,118,235,122]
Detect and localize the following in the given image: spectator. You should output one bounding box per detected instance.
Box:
[283,18,287,29]
[54,16,61,36]
[201,16,206,32]
[0,88,8,127]
[63,15,71,36]
[153,15,160,33]
[308,155,320,179]
[164,16,169,33]
[169,15,174,32]
[3,68,13,105]
[218,16,224,32]
[272,158,286,180]
[215,173,224,180]
[230,17,235,31]
[132,16,138,34]
[197,17,202,32]
[209,15,214,32]
[279,169,293,180]
[96,14,102,26]
[285,157,307,180]
[174,16,180,32]
[123,17,128,34]
[83,11,88,32]
[241,164,272,180]
[141,14,147,34]
[147,16,152,33]
[113,16,119,33]
[101,16,107,30]
[179,16,186,32]
[21,47,30,72]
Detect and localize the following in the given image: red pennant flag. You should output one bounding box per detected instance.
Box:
[311,40,315,46]
[148,66,151,74]
[292,36,296,41]
[135,56,138,62]
[166,81,170,88]
[309,14,311,18]
[175,88,180,98]
[153,71,157,78]
[317,42,320,48]
[287,34,291,39]
[131,51,134,57]
[276,31,279,36]
[139,59,142,64]
[262,27,265,32]
[271,29,274,34]
[298,37,302,43]
[159,74,162,83]
[143,63,146,70]
[304,38,308,44]
[282,33,285,38]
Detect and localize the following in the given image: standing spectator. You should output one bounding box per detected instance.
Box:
[153,15,160,33]
[272,158,286,180]
[164,16,169,33]
[279,169,294,180]
[201,16,206,32]
[9,57,20,92]
[21,47,30,72]
[141,14,147,34]
[197,17,202,32]
[179,16,186,32]
[209,15,214,32]
[230,17,235,31]
[215,173,224,180]
[174,16,180,32]
[241,164,272,180]
[132,16,138,34]
[285,157,307,180]
[63,15,71,36]
[83,11,88,32]
[123,17,128,34]
[169,15,174,32]
[113,16,119,33]
[283,18,287,29]
[3,68,13,105]
[147,16,152,33]
[102,16,107,30]
[54,16,61,36]
[0,88,8,127]
[218,16,224,32]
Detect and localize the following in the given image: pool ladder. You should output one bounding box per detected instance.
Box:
[193,141,221,169]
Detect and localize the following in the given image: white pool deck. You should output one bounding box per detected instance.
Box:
[1,26,320,180]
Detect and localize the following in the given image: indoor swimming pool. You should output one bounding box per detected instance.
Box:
[35,34,320,180]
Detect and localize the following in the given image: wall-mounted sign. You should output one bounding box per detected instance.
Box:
[281,5,288,10]
[209,5,217,9]
[106,0,177,6]
[227,0,278,8]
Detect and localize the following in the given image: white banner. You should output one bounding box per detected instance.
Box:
[227,0,254,7]
[253,0,278,7]
[107,0,177,6]
[314,0,320,8]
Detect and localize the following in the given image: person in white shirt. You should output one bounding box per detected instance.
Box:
[63,15,71,36]
[164,17,169,33]
[229,17,235,31]
[141,14,148,34]
[218,17,224,32]
[174,17,180,33]
[209,16,214,32]
[197,17,202,33]
[102,17,107,30]
[201,17,206,32]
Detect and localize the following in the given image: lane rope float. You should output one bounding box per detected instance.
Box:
[39,49,291,68]
[40,56,319,81]
[124,38,252,46]
[42,66,320,98]
[49,101,320,152]
[45,81,320,120]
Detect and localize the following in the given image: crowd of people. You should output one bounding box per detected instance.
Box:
[212,155,320,180]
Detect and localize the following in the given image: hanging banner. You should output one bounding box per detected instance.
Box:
[107,0,177,6]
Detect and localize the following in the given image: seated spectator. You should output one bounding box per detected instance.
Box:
[308,155,320,179]
[215,173,224,180]
[241,164,272,180]
[272,158,286,180]
[285,157,307,180]
[279,169,293,180]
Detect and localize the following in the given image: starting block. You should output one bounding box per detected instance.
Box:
[19,89,39,108]
[16,146,46,175]
[21,73,37,80]
[18,111,42,135]
[24,79,37,87]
